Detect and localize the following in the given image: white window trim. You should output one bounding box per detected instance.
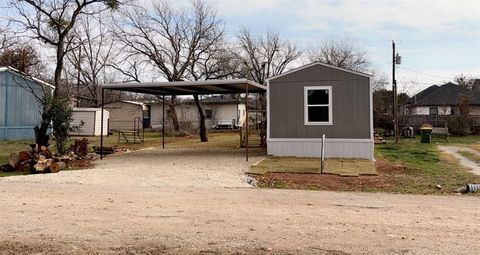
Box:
[304,86,333,125]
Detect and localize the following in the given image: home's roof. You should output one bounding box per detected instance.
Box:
[409,82,480,106]
[267,62,372,82]
[73,107,103,112]
[182,96,242,105]
[0,66,55,89]
[104,100,144,106]
[102,79,265,95]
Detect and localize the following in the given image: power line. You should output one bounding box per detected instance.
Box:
[397,66,452,79]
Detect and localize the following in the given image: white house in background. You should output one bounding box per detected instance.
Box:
[150,96,246,130]
[70,108,109,136]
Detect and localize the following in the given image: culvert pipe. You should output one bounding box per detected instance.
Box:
[466,184,480,193]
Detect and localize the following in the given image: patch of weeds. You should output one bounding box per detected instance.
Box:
[458,150,480,164]
[271,180,289,189]
[0,171,28,178]
[305,184,320,190]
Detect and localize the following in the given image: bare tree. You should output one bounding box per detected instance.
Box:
[0,45,43,75]
[235,29,301,85]
[0,29,15,52]
[455,74,476,91]
[109,53,147,83]
[8,0,121,148]
[307,38,370,73]
[115,0,224,133]
[371,70,389,91]
[66,14,116,107]
[187,26,239,142]
[234,29,301,110]
[9,0,121,96]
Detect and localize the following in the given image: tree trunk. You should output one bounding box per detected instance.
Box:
[34,110,51,147]
[53,41,65,98]
[36,40,66,147]
[259,93,266,110]
[169,95,180,132]
[193,94,208,142]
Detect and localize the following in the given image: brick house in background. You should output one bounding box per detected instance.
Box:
[407,81,480,130]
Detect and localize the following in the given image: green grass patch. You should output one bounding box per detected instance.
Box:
[0,171,28,177]
[0,140,34,165]
[252,136,480,194]
[458,150,480,164]
[375,137,480,194]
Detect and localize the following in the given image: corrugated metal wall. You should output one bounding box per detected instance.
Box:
[0,70,45,141]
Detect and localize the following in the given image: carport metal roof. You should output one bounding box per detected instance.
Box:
[100,79,266,162]
[101,79,266,95]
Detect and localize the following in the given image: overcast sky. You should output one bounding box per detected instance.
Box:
[189,0,480,94]
[2,0,479,94]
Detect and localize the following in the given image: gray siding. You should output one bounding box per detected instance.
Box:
[269,64,371,139]
[0,70,47,140]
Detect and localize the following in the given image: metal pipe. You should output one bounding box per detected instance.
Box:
[162,95,165,149]
[245,84,249,162]
[467,184,480,193]
[100,88,104,159]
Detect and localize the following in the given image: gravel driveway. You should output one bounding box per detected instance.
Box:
[3,146,263,188]
[0,146,479,254]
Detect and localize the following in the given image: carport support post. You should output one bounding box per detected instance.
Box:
[100,88,105,160]
[162,95,165,149]
[245,84,249,162]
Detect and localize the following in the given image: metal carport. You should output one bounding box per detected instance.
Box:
[100,79,266,161]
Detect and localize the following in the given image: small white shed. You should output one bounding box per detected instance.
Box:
[71,108,109,136]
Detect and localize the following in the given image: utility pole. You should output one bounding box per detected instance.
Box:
[76,47,81,107]
[392,41,401,143]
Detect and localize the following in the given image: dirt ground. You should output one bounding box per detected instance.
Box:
[252,160,401,192]
[1,146,479,254]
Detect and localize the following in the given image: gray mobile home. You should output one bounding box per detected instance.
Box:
[0,67,54,141]
[267,62,373,160]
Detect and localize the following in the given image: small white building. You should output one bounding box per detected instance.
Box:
[150,96,246,130]
[71,108,109,136]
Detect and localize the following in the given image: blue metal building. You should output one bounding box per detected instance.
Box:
[0,67,54,141]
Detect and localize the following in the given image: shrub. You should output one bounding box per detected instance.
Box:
[38,94,73,154]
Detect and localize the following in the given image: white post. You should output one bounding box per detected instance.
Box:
[321,134,325,173]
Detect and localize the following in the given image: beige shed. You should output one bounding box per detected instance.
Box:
[103,101,145,131]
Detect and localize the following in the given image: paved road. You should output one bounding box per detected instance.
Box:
[0,147,479,254]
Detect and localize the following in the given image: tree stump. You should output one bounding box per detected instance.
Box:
[18,151,31,161]
[49,162,66,173]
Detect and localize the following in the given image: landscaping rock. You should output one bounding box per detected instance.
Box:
[242,175,258,187]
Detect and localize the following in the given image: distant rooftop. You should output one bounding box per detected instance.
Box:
[181,96,242,105]
[409,82,480,106]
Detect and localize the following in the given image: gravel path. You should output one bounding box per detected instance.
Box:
[3,146,263,188]
[438,145,480,176]
[0,146,479,254]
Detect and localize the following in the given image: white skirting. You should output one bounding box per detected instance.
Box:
[267,138,374,160]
